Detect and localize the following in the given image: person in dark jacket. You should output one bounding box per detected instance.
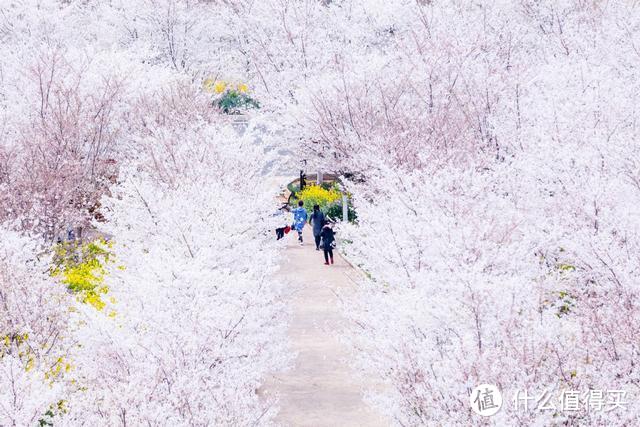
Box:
[309,204,326,250]
[320,222,336,265]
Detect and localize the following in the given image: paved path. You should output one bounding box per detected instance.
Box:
[261,226,388,427]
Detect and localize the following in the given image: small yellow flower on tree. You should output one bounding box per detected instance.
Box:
[214,80,227,94]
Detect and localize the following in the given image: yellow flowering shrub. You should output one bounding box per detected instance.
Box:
[51,239,115,311]
[297,185,342,213]
[214,80,227,94]
[203,78,248,94]
[202,78,259,113]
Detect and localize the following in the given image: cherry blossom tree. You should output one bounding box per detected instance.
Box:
[0,228,73,426]
[2,0,640,425]
[0,43,125,240]
[300,1,640,424]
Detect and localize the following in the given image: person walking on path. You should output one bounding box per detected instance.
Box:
[292,200,308,245]
[309,204,326,251]
[320,221,336,265]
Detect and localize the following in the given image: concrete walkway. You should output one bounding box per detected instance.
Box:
[261,226,388,426]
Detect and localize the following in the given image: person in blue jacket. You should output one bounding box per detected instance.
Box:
[292,200,308,245]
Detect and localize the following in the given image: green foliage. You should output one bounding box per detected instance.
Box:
[38,400,67,427]
[38,410,54,427]
[540,287,577,319]
[215,90,259,114]
[325,202,357,222]
[554,290,576,318]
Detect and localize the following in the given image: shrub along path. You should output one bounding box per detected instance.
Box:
[261,226,388,426]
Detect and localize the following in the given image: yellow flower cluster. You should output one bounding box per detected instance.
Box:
[297,185,342,212]
[1,333,29,358]
[1,333,36,373]
[203,78,249,94]
[51,239,118,314]
[44,356,72,382]
[0,332,70,380]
